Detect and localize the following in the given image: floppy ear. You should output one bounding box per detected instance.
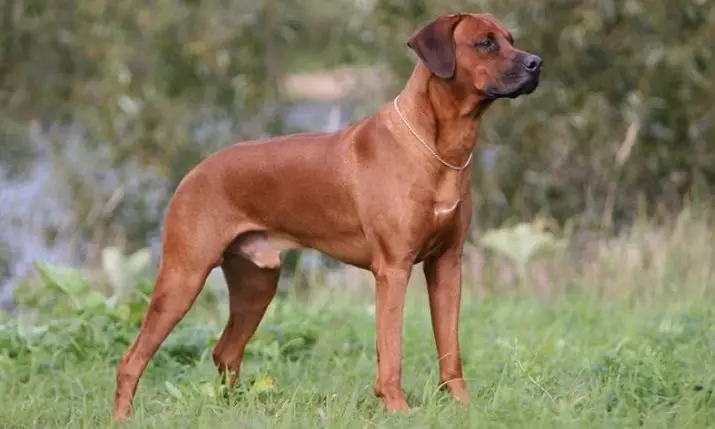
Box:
[407,14,463,80]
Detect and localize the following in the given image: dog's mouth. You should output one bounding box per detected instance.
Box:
[484,70,541,100]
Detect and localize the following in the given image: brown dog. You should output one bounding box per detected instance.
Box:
[112,12,541,420]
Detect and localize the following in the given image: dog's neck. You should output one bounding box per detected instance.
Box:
[397,64,492,171]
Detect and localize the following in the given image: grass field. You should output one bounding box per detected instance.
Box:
[2,212,715,428]
[1,290,714,429]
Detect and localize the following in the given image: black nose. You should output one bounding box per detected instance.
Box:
[523,54,542,72]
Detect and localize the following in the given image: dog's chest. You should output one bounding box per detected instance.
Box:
[406,172,465,258]
[429,173,462,225]
[431,199,461,228]
[409,173,462,222]
[412,197,461,259]
[413,200,461,262]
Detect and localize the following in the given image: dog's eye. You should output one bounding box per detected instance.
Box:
[474,38,496,51]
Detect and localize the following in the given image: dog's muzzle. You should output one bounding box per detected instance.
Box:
[485,53,542,99]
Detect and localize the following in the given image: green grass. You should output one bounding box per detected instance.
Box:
[1,291,714,429]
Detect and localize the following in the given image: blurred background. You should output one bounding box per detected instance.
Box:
[0,0,714,306]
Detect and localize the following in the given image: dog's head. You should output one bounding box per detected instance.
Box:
[407,13,541,100]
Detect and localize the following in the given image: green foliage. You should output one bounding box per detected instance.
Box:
[480,221,566,272]
[589,308,715,416]
[1,289,715,427]
[2,0,714,268]
[1,256,326,383]
[101,246,152,299]
[1,214,714,426]
[0,0,712,304]
[5,261,154,375]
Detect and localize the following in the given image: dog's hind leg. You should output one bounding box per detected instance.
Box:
[212,252,280,386]
[112,198,239,421]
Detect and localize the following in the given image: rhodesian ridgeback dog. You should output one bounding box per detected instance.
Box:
[113,12,541,420]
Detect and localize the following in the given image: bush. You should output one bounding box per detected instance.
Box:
[0,257,330,381]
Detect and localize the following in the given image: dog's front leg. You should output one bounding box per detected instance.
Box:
[423,246,470,404]
[372,264,412,412]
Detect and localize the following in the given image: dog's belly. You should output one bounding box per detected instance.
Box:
[311,239,373,269]
[226,230,372,271]
[226,231,300,269]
